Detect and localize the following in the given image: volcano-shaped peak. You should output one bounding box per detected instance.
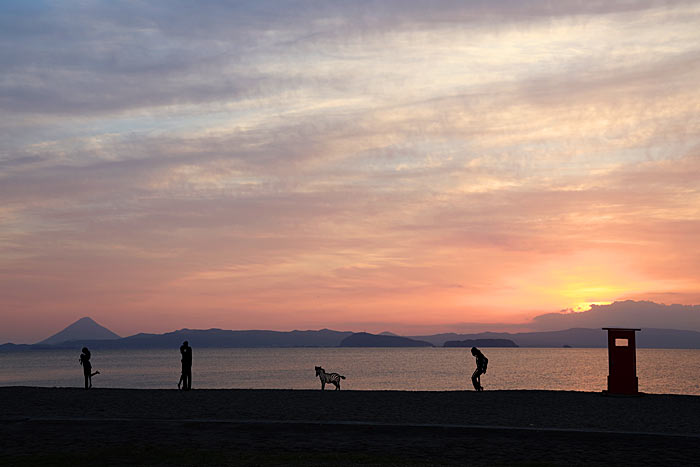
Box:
[38,317,120,345]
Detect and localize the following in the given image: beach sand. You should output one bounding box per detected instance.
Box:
[2,387,699,465]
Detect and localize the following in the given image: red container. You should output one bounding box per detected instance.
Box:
[603,328,641,395]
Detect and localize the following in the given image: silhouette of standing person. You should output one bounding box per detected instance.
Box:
[471,347,488,391]
[79,347,100,389]
[179,341,192,390]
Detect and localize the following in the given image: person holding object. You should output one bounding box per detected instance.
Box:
[471,347,488,391]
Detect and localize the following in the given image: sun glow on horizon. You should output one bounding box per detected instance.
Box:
[569,301,615,313]
[1,1,699,343]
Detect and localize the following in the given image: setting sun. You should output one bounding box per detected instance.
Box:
[2,2,700,464]
[1,0,699,344]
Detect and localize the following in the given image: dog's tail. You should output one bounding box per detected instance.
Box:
[340,375,346,379]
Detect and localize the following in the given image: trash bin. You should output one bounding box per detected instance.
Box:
[602,328,641,395]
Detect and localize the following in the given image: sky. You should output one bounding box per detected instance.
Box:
[1,0,700,343]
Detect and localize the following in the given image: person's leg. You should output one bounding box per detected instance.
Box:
[471,368,480,390]
[473,369,485,391]
[84,373,89,389]
[184,369,191,390]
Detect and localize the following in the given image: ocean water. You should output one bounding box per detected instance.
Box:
[1,347,699,395]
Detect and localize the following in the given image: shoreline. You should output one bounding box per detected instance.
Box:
[2,387,699,465]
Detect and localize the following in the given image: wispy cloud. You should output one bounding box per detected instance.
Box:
[1,0,699,342]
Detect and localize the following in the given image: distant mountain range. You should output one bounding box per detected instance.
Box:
[444,339,518,348]
[2,317,700,351]
[339,332,433,347]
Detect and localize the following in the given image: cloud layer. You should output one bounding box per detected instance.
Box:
[1,1,700,342]
[532,301,700,332]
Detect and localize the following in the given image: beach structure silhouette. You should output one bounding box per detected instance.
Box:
[471,347,488,391]
[79,347,99,389]
[315,366,345,390]
[179,341,192,390]
[603,328,641,395]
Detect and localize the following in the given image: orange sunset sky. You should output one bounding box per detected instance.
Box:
[1,1,699,343]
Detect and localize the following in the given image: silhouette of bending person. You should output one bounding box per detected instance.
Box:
[179,341,192,390]
[471,347,488,391]
[79,347,100,389]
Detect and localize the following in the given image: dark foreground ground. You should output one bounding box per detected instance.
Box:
[1,387,699,466]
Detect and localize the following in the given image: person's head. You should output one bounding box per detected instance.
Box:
[471,347,478,356]
[82,347,89,354]
[183,340,188,347]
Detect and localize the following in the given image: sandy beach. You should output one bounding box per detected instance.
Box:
[2,387,699,466]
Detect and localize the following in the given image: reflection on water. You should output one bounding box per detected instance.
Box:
[1,347,699,395]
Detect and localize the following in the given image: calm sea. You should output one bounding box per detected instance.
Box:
[1,348,699,395]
